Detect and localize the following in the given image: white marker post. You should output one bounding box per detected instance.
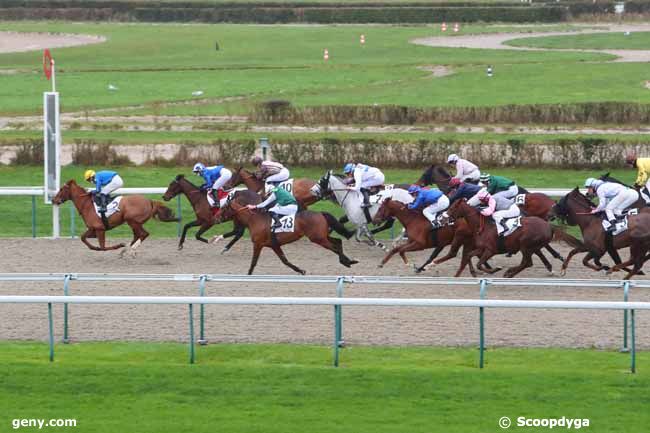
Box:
[43,49,60,238]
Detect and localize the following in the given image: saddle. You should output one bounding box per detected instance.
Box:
[499,216,522,238]
[601,208,638,235]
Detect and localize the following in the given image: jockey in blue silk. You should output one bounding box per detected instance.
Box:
[343,162,385,208]
[447,177,482,204]
[84,169,123,213]
[193,162,233,204]
[407,185,449,227]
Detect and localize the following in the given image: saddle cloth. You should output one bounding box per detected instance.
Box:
[500,216,522,237]
[430,211,454,228]
[602,208,638,235]
[93,196,122,218]
[272,213,297,233]
[515,194,526,206]
[265,179,294,195]
[206,188,245,208]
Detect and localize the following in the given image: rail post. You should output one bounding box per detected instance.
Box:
[333,276,345,367]
[62,274,71,343]
[69,201,76,238]
[31,195,36,238]
[479,279,489,369]
[198,275,207,345]
[189,304,195,364]
[621,280,630,353]
[48,302,54,362]
[630,309,636,374]
[176,195,182,238]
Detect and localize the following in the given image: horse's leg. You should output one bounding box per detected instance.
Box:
[534,249,554,274]
[560,247,586,276]
[413,246,444,273]
[270,245,306,275]
[455,245,476,278]
[477,250,498,274]
[544,245,565,263]
[218,225,246,254]
[96,230,125,251]
[194,223,212,243]
[504,249,534,278]
[370,218,394,235]
[379,240,424,268]
[326,236,358,267]
[338,215,349,225]
[247,244,263,275]
[178,220,200,250]
[583,252,606,272]
[80,229,103,251]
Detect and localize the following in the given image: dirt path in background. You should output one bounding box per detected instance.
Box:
[0,31,106,54]
[1,239,648,349]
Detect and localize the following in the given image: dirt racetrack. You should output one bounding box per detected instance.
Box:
[1,238,649,349]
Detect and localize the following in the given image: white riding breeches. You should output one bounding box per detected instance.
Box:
[266,168,290,184]
[359,170,385,190]
[422,195,450,223]
[459,170,480,183]
[492,184,518,201]
[604,188,639,220]
[493,204,520,227]
[100,175,124,195]
[211,168,232,191]
[269,204,297,216]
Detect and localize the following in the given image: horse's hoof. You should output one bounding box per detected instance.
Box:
[547,271,556,277]
[177,245,183,251]
[377,264,384,269]
[299,270,306,275]
[210,235,223,244]
[560,269,567,277]
[220,248,230,255]
[349,260,359,265]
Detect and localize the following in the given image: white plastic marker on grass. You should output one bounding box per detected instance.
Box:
[192,90,204,96]
[108,84,118,91]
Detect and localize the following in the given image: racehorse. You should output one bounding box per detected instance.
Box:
[216,200,358,275]
[372,198,481,276]
[162,175,260,252]
[551,187,650,275]
[416,164,452,192]
[53,179,178,255]
[445,199,582,277]
[225,167,320,208]
[318,171,413,248]
[607,213,650,279]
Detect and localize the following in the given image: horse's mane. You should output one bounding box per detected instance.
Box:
[419,164,451,185]
[599,172,632,188]
[175,174,200,189]
[568,187,594,209]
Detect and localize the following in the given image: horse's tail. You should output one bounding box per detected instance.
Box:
[322,212,354,239]
[550,224,584,250]
[152,201,180,222]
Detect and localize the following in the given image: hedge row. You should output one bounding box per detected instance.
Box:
[0,3,568,23]
[3,137,647,169]
[251,101,650,125]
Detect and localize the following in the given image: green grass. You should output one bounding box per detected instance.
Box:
[0,165,639,238]
[507,31,650,50]
[0,22,624,116]
[0,342,648,433]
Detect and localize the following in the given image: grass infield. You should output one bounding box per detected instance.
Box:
[0,342,648,433]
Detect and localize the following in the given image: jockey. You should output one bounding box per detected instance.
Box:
[585,177,639,229]
[480,173,519,200]
[247,185,298,229]
[251,156,290,186]
[193,162,232,204]
[447,177,482,204]
[343,162,385,208]
[626,154,650,200]
[447,154,480,183]
[84,169,123,212]
[407,185,449,227]
[468,190,520,236]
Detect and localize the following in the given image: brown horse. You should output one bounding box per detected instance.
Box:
[446,199,581,278]
[53,179,178,254]
[551,187,650,275]
[608,213,650,279]
[372,198,480,276]
[162,175,261,252]
[225,167,320,208]
[416,164,452,192]
[216,200,358,275]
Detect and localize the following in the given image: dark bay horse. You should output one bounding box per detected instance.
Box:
[608,213,650,279]
[216,200,358,275]
[162,175,261,252]
[551,187,650,275]
[372,198,480,276]
[446,199,582,278]
[416,164,452,192]
[53,179,178,255]
[226,167,320,208]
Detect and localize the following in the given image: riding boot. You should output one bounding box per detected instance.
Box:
[499,221,508,237]
[270,212,282,229]
[360,189,371,208]
[98,194,110,229]
[210,189,219,205]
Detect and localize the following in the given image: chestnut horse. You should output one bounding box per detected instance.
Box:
[372,198,480,277]
[53,179,178,254]
[446,199,582,278]
[226,167,320,208]
[216,200,357,275]
[162,175,261,252]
